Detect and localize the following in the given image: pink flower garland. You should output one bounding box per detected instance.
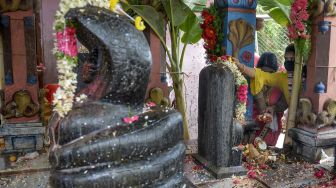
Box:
[237,84,248,103]
[287,0,310,40]
[56,27,78,57]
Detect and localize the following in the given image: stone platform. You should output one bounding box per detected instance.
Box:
[0,151,334,188]
[0,123,44,154]
[193,153,247,179]
[289,127,336,162]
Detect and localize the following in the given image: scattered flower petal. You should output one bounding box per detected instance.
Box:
[123,115,139,124]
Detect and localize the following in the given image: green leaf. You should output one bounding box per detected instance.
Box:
[161,0,189,26]
[179,10,202,43]
[183,0,207,12]
[277,0,293,6]
[121,3,166,42]
[258,0,278,11]
[258,0,291,26]
[269,8,290,26]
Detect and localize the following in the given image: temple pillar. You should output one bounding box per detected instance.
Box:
[0,6,44,156]
[289,13,336,162]
[215,0,257,121]
[144,29,168,99]
[304,16,336,113]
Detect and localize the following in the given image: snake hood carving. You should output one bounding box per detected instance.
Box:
[49,7,190,188]
[65,6,152,105]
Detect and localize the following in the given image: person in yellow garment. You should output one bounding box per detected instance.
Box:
[232,57,290,107]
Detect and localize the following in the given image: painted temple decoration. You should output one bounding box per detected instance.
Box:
[0,10,40,123]
[215,0,257,120]
[288,2,336,162]
[0,0,33,12]
[0,0,43,155]
[3,90,39,118]
[228,18,254,58]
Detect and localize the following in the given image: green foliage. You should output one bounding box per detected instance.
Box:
[208,5,224,56]
[184,0,207,12]
[258,0,291,26]
[257,0,312,64]
[123,4,166,42]
[180,10,202,43]
[121,0,203,139]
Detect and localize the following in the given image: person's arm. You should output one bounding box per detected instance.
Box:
[233,57,256,78]
[232,57,290,104]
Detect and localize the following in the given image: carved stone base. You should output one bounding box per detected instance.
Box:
[0,123,44,154]
[193,154,247,179]
[289,127,336,162]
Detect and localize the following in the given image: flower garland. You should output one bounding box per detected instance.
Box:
[200,4,224,63]
[216,56,248,122]
[287,0,310,40]
[53,0,145,117]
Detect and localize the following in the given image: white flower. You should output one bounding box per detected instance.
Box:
[75,94,88,103]
[53,0,122,116]
[216,58,247,121]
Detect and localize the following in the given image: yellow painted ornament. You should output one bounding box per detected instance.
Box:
[135,16,146,31]
[110,0,119,11]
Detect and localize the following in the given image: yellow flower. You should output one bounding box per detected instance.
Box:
[135,16,146,31]
[110,0,119,11]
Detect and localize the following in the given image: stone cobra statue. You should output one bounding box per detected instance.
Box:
[49,6,192,188]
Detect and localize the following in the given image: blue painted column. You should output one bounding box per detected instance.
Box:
[215,0,257,121]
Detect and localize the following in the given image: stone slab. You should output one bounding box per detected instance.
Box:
[0,123,45,153]
[289,128,336,162]
[257,163,329,188]
[289,128,336,147]
[0,123,44,136]
[193,154,247,179]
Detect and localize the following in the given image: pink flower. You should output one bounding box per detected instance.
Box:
[238,85,248,95]
[288,0,309,40]
[237,84,248,103]
[56,27,78,57]
[314,169,324,179]
[296,21,305,31]
[123,115,139,124]
[287,25,299,39]
[237,85,248,103]
[247,170,257,179]
[146,102,156,107]
[220,55,228,61]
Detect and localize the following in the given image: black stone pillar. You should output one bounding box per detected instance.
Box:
[194,64,246,178]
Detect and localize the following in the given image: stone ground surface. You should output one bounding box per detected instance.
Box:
[0,152,51,188]
[0,142,334,188]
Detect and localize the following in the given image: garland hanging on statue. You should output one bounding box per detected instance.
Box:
[216,56,248,122]
[200,4,224,63]
[52,0,145,117]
